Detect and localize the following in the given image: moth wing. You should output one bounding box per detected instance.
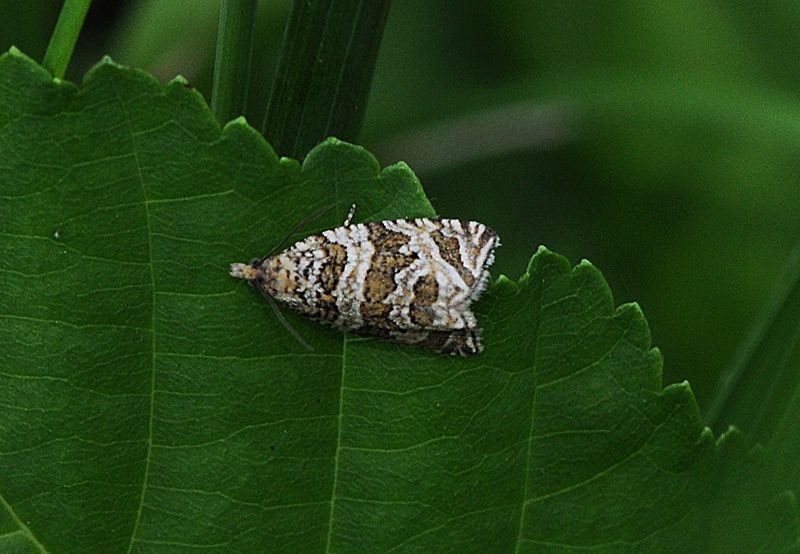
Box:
[354,299,478,330]
[346,324,484,356]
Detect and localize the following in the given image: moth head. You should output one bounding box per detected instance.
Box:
[229,262,261,281]
[230,259,313,351]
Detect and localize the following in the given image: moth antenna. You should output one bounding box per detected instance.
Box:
[259,203,338,262]
[256,284,314,351]
[343,204,356,226]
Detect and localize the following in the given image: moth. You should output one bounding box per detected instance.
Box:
[230,206,499,355]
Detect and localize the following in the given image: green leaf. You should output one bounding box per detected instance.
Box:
[705,429,800,553]
[0,49,797,553]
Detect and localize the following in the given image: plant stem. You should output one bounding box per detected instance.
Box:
[211,0,258,124]
[42,0,92,79]
[262,0,392,159]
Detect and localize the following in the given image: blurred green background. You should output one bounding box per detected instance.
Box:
[5,0,800,425]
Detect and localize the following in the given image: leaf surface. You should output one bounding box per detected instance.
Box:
[0,49,796,554]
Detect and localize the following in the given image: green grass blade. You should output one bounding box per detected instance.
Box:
[706,241,800,443]
[262,0,391,158]
[211,0,258,123]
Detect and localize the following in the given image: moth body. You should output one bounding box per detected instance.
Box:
[231,216,499,356]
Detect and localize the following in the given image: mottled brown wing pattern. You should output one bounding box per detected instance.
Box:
[231,217,499,356]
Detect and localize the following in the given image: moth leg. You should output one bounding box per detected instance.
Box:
[254,281,314,351]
